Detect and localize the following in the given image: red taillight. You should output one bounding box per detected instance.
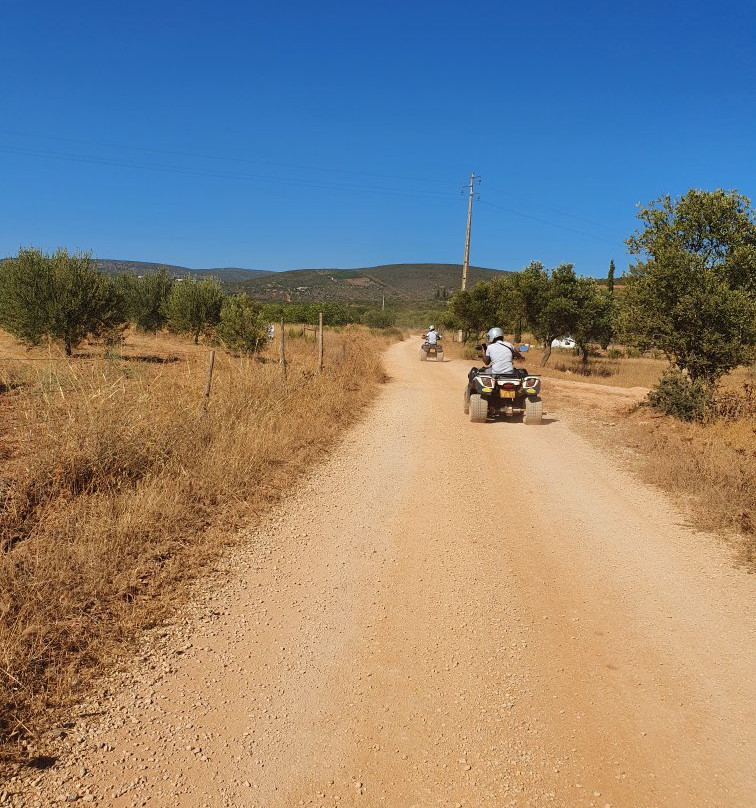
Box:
[502,382,516,390]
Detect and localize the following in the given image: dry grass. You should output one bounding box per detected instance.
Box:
[536,351,665,388]
[618,406,756,565]
[0,325,398,759]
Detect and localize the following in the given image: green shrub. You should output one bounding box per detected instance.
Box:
[360,309,397,328]
[647,369,713,421]
[217,293,265,353]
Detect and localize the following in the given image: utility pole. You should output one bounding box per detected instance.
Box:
[458,171,480,342]
[461,172,477,292]
[381,293,385,311]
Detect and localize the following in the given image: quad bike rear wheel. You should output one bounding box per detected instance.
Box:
[469,393,488,423]
[523,395,542,425]
[420,349,427,361]
[436,350,444,362]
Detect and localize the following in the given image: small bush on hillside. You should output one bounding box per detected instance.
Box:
[606,347,624,359]
[648,369,713,421]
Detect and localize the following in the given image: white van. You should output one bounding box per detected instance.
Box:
[550,337,576,349]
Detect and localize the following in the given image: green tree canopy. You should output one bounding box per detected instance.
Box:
[216,293,265,353]
[258,301,360,327]
[620,189,756,383]
[360,308,397,328]
[444,261,613,364]
[165,277,224,344]
[117,268,174,332]
[533,264,585,363]
[443,281,500,336]
[0,248,125,355]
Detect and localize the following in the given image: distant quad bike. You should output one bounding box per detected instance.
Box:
[420,329,444,362]
[463,346,542,424]
[420,342,444,362]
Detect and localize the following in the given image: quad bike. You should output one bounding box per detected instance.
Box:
[420,341,444,362]
[463,346,542,424]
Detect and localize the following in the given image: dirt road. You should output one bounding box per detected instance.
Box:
[18,339,755,807]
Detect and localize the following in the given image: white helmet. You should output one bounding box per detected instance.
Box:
[486,327,504,343]
[428,325,435,331]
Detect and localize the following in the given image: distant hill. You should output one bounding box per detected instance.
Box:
[94,260,512,303]
[95,259,274,283]
[232,263,511,303]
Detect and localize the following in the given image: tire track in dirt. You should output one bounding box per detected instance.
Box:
[12,338,755,808]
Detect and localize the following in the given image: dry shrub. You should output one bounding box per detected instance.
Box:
[712,383,755,421]
[0,327,394,754]
[647,369,713,421]
[553,360,617,378]
[621,410,755,565]
[0,365,31,395]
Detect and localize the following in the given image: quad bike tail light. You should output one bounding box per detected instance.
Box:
[523,376,541,394]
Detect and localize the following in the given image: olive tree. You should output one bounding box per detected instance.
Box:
[516,263,612,365]
[620,189,756,384]
[118,268,174,332]
[443,282,500,337]
[444,261,613,364]
[216,293,265,353]
[0,248,125,355]
[165,277,224,344]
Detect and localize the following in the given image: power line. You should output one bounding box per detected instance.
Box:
[0,129,455,187]
[478,198,617,245]
[1,135,620,244]
[0,144,463,202]
[483,184,616,232]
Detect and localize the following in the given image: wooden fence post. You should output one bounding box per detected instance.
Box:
[279,316,286,378]
[318,311,324,373]
[203,350,216,412]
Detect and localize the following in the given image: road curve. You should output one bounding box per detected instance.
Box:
[22,338,756,808]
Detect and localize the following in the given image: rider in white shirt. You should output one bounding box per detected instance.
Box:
[482,327,521,374]
[424,326,439,345]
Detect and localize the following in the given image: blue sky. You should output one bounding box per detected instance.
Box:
[1,0,754,277]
